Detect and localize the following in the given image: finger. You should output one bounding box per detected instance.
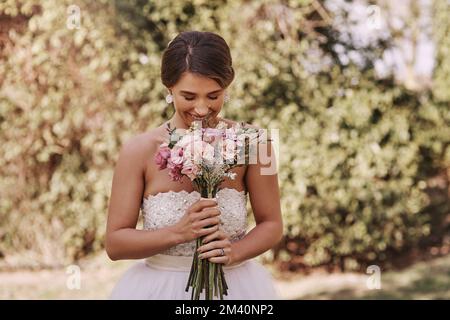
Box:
[208,247,232,264]
[202,229,226,244]
[196,216,221,229]
[190,207,220,221]
[201,230,220,245]
[208,256,229,264]
[197,239,229,254]
[197,224,219,237]
[198,248,226,260]
[189,199,217,213]
[200,197,217,202]
[201,206,221,217]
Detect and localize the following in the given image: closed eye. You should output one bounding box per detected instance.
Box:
[184,96,218,101]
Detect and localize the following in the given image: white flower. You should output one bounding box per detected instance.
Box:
[202,141,215,162]
[225,171,237,180]
[216,121,228,130]
[177,134,201,149]
[221,139,237,162]
[184,140,215,164]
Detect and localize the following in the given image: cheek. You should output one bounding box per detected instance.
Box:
[174,98,193,112]
[211,105,221,114]
[211,99,223,112]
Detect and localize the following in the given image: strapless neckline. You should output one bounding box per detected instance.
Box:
[143,187,246,202]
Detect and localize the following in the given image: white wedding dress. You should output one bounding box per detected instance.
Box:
[109,188,280,300]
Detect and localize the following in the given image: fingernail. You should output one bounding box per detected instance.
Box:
[201,197,216,202]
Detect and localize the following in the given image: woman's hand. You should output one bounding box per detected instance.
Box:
[196,228,235,266]
[173,198,221,244]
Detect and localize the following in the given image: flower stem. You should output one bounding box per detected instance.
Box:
[186,179,229,300]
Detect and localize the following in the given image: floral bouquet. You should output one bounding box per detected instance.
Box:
[154,119,265,300]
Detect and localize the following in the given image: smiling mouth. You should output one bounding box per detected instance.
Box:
[189,113,211,121]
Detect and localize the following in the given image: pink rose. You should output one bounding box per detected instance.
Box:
[170,147,184,165]
[167,161,183,181]
[154,144,171,170]
[181,161,200,180]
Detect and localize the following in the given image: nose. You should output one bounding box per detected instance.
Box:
[193,106,211,117]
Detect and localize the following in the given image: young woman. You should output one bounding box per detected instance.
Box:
[106,31,283,299]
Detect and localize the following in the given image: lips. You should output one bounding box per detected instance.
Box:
[189,113,210,121]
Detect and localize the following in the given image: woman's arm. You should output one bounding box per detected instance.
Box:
[105,134,183,261]
[230,132,283,265]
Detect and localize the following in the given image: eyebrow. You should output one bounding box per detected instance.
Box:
[180,89,222,95]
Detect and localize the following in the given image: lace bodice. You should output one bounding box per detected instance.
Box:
[141,188,248,256]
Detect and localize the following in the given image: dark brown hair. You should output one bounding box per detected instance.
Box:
[161,31,235,89]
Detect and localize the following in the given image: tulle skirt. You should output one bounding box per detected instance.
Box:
[109,254,281,300]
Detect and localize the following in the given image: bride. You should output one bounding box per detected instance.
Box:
[106,31,283,299]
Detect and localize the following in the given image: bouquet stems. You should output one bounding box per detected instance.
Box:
[185,181,229,300]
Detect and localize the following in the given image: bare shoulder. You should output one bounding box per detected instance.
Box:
[117,124,168,166]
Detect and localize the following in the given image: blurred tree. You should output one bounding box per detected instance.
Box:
[0,0,448,271]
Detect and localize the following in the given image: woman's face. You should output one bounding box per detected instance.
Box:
[168,72,225,128]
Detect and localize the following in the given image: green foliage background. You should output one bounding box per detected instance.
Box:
[0,0,449,270]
